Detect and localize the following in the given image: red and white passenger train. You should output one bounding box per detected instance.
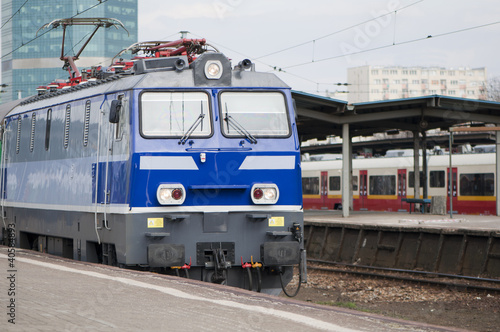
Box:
[302,152,496,215]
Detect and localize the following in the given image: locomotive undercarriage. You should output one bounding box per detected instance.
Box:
[2,206,304,294]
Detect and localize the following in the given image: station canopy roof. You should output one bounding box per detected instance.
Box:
[293,91,500,142]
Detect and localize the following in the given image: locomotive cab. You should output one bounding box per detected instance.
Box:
[124,53,304,294]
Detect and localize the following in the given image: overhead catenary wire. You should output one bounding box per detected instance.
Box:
[233,0,424,89]
[254,0,424,61]
[0,0,30,31]
[282,19,500,70]
[69,0,110,19]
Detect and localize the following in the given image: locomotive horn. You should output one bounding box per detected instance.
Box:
[238,59,252,70]
[174,58,186,71]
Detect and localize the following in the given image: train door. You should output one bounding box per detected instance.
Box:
[447,167,458,213]
[320,171,329,209]
[397,169,407,211]
[359,170,368,210]
[94,95,124,230]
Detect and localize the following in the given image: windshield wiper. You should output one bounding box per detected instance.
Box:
[224,104,257,144]
[179,101,205,145]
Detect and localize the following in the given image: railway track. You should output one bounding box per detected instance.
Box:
[307,258,500,294]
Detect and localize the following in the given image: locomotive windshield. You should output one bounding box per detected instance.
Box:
[140,91,211,137]
[220,91,290,137]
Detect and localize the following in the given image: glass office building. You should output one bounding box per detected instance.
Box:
[1,0,138,103]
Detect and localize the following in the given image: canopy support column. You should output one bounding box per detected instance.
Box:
[413,131,420,202]
[342,123,351,217]
[422,131,428,199]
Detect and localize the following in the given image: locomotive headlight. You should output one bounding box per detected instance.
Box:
[264,188,277,200]
[159,188,172,201]
[251,184,279,205]
[204,60,223,79]
[157,184,186,205]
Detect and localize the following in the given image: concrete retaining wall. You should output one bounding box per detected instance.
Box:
[305,222,500,278]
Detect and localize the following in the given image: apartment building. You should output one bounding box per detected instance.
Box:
[347,65,487,103]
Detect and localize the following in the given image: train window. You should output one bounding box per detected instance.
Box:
[83,100,91,147]
[429,170,445,188]
[16,117,21,154]
[352,176,358,191]
[459,173,494,196]
[64,104,71,149]
[369,175,396,195]
[302,177,319,195]
[30,113,36,152]
[45,109,52,151]
[408,171,424,188]
[329,176,341,191]
[220,91,290,137]
[140,91,211,138]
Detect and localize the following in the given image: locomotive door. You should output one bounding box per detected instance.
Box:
[397,169,407,211]
[94,95,120,230]
[447,167,458,213]
[320,171,329,209]
[359,170,368,210]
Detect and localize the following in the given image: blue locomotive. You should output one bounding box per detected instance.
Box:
[0,19,304,295]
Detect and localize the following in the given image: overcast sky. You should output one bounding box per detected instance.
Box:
[138,0,500,99]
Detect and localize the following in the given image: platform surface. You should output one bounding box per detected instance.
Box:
[0,246,467,332]
[305,210,500,232]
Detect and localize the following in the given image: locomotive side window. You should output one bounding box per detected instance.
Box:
[369,175,396,195]
[329,176,341,191]
[459,173,494,196]
[302,177,320,195]
[220,91,290,137]
[140,91,211,138]
[429,170,445,188]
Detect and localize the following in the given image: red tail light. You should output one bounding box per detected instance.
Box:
[172,188,183,200]
[253,188,263,200]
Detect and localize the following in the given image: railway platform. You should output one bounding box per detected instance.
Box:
[304,210,500,231]
[0,246,465,332]
[304,211,500,279]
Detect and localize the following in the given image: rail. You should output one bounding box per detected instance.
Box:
[307,259,500,294]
